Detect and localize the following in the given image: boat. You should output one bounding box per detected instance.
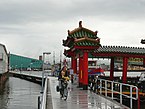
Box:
[88,68,105,76]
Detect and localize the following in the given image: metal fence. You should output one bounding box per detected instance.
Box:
[98,79,139,109]
[38,77,48,109]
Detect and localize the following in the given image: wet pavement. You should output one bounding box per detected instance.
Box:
[47,77,129,109]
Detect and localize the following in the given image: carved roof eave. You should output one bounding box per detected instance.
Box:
[70,45,100,53]
[63,37,100,48]
[64,49,77,57]
[62,37,74,47]
[74,36,100,43]
[64,45,100,57]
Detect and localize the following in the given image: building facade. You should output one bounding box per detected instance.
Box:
[10,54,43,71]
[0,44,8,74]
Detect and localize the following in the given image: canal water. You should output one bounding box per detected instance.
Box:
[0,77,41,109]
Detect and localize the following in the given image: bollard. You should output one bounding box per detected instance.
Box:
[38,96,41,109]
[138,90,140,109]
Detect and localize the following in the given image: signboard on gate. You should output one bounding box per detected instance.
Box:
[115,57,143,63]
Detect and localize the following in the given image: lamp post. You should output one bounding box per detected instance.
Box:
[30,63,33,70]
[20,64,23,73]
[41,52,51,93]
[15,65,17,71]
[29,63,33,75]
[141,39,145,44]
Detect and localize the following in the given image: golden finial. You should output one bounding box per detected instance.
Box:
[68,30,70,35]
[95,31,98,35]
[79,21,82,28]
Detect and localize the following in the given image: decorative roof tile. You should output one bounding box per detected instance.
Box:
[68,21,98,39]
[75,40,100,46]
[95,46,145,54]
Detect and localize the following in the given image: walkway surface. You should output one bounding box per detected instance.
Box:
[47,77,129,109]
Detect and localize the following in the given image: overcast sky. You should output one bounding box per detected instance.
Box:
[0,0,145,63]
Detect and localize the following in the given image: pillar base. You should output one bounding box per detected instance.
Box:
[77,83,83,88]
[109,77,114,81]
[83,85,88,90]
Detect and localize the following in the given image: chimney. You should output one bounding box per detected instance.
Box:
[39,55,42,60]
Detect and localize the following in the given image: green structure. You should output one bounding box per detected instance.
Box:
[10,54,43,70]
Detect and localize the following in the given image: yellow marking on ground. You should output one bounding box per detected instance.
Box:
[98,90,145,96]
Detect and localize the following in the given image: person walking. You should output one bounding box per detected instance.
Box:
[58,66,70,100]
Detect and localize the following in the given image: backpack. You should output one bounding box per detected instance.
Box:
[56,85,60,92]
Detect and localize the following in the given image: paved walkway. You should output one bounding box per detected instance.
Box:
[47,77,129,109]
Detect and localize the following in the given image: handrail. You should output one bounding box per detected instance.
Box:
[41,77,48,109]
[98,79,139,109]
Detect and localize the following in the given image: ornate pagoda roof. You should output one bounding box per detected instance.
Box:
[63,21,101,49]
[68,21,98,39]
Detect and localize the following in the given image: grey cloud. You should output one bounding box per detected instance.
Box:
[0,0,145,25]
[70,0,145,21]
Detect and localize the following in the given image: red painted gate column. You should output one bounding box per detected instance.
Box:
[71,57,73,69]
[79,56,83,87]
[83,51,88,90]
[122,57,128,83]
[110,57,114,80]
[71,57,77,74]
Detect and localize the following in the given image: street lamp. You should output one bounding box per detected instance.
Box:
[20,64,23,73]
[15,65,17,71]
[141,39,145,44]
[41,52,51,93]
[30,63,33,70]
[29,63,33,75]
[42,52,51,71]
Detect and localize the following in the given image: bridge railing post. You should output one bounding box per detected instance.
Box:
[130,86,133,109]
[111,81,114,100]
[40,76,48,109]
[120,83,122,104]
[100,79,102,94]
[138,89,140,109]
[105,80,107,97]
[98,78,139,109]
[38,96,41,109]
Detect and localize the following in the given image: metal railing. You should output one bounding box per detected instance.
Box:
[38,76,48,109]
[98,79,139,109]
